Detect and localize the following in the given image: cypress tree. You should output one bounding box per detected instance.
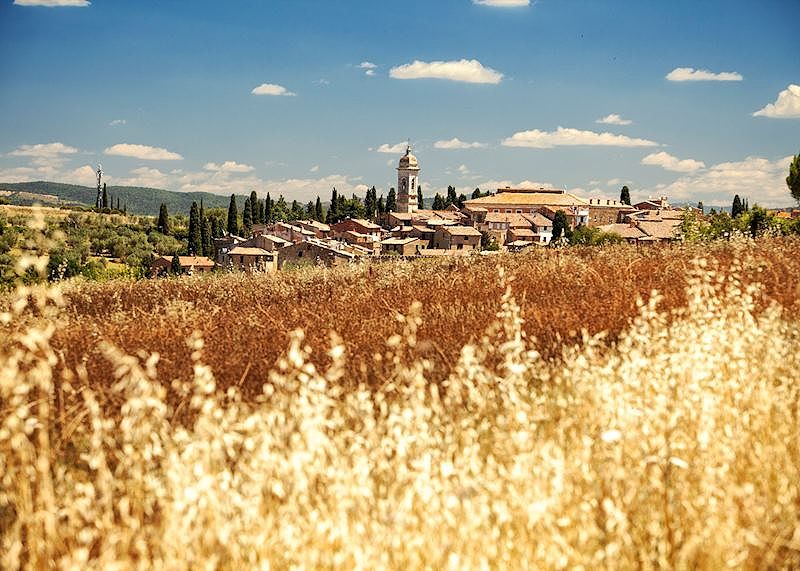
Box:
[242,197,253,235]
[157,203,170,235]
[188,201,202,255]
[264,193,273,223]
[171,253,181,275]
[102,183,108,209]
[203,218,214,258]
[377,195,386,214]
[620,185,631,205]
[200,200,210,257]
[432,193,445,210]
[249,191,258,223]
[315,195,323,221]
[328,188,339,223]
[258,200,265,224]
[457,193,467,209]
[446,185,457,207]
[417,184,424,209]
[732,195,743,218]
[788,152,800,206]
[552,210,570,241]
[227,194,239,236]
[386,188,396,212]
[472,188,482,199]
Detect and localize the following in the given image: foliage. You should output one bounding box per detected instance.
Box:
[620,185,631,205]
[480,230,499,251]
[386,187,397,212]
[732,194,744,218]
[569,225,623,246]
[431,193,445,210]
[187,202,202,255]
[788,152,800,205]
[157,203,170,235]
[551,210,571,241]
[0,208,184,287]
[226,195,239,236]
[680,206,792,242]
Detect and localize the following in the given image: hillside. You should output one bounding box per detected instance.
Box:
[0,180,247,216]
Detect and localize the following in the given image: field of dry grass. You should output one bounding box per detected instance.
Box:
[48,238,800,401]
[2,235,800,568]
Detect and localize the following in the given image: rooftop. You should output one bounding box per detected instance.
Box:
[465,191,588,208]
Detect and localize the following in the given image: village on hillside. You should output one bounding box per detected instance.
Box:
[151,146,798,276]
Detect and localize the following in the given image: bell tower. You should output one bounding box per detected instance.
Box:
[396,144,419,213]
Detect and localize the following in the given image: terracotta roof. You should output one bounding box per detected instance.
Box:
[525,212,553,227]
[298,219,331,231]
[442,225,482,237]
[229,247,273,256]
[638,220,680,240]
[466,191,588,208]
[598,223,647,240]
[509,228,536,237]
[349,218,382,230]
[176,256,214,267]
[381,237,419,245]
[485,212,532,225]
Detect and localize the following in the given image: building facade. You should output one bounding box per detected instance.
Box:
[396,145,419,214]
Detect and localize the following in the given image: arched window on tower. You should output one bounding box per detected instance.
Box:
[401,178,407,191]
[411,178,415,190]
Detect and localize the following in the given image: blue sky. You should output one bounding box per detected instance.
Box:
[1,0,798,207]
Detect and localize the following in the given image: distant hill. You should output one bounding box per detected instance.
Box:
[0,181,248,216]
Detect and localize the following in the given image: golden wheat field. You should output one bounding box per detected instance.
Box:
[2,233,800,568]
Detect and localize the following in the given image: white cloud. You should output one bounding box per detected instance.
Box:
[646,155,793,207]
[641,151,705,173]
[596,113,632,126]
[358,62,377,77]
[502,126,659,148]
[66,165,102,186]
[753,84,800,119]
[203,161,255,173]
[473,0,530,6]
[251,83,296,96]
[109,119,126,126]
[9,142,79,158]
[310,165,319,173]
[390,59,503,84]
[104,143,183,160]
[113,165,370,203]
[458,164,470,175]
[375,142,407,154]
[314,78,330,86]
[434,137,487,149]
[14,0,89,6]
[666,67,743,82]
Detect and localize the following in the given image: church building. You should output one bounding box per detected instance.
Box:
[396,145,419,213]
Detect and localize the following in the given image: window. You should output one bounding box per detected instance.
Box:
[516,210,522,214]
[505,209,512,213]
[411,178,415,190]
